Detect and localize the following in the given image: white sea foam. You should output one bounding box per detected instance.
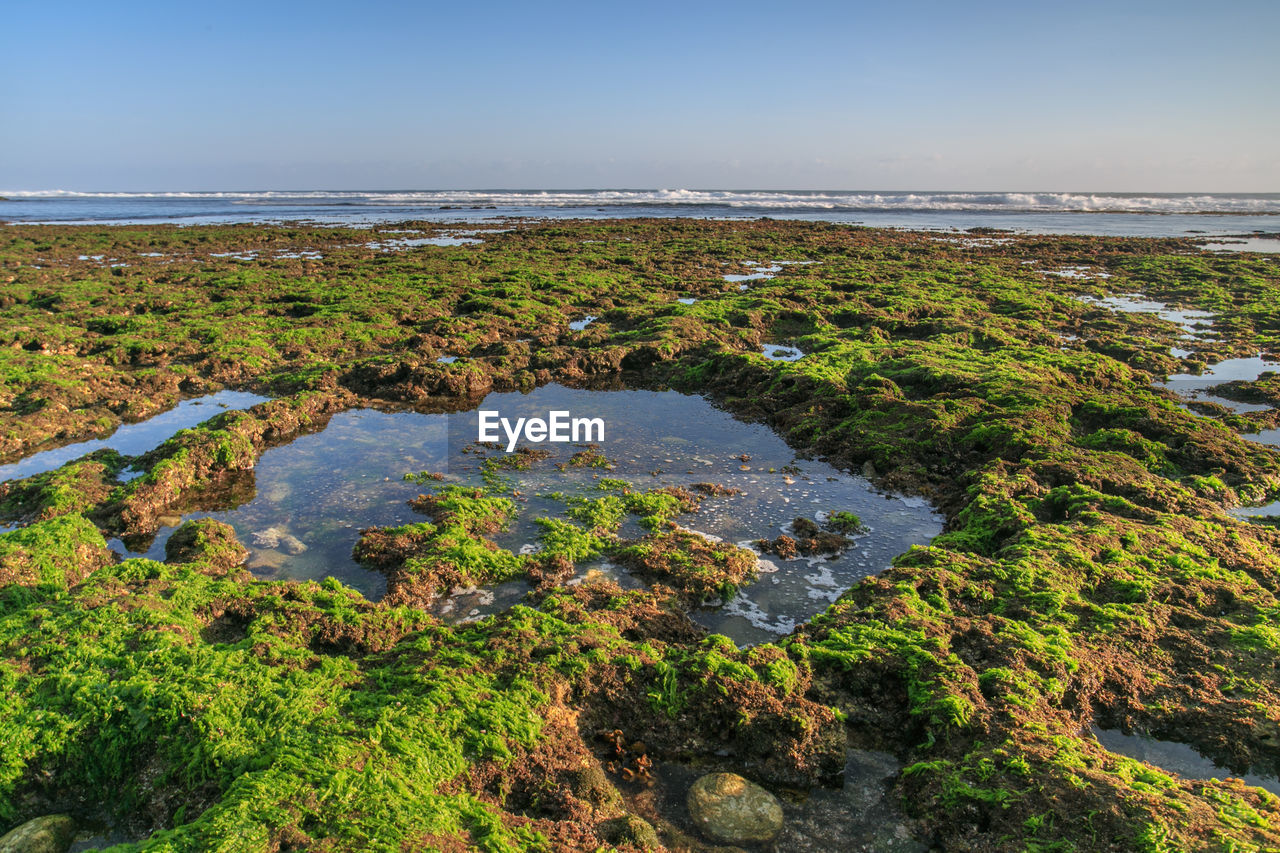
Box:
[5,189,1279,215]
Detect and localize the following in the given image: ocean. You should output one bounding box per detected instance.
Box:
[2,189,1279,241]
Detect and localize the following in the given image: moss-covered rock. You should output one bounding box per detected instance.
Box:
[0,514,111,589]
[164,518,247,573]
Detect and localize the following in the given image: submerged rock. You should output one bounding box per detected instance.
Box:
[279,533,308,555]
[687,772,783,844]
[251,527,282,548]
[251,526,307,555]
[0,815,75,853]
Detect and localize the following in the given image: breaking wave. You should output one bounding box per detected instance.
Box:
[4,189,1279,215]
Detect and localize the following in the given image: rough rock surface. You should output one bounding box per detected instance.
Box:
[686,772,783,844]
[0,815,75,853]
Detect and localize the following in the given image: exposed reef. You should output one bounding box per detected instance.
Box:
[1,219,1279,850]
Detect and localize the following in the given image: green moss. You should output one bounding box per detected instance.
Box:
[0,514,110,589]
[3,220,1280,850]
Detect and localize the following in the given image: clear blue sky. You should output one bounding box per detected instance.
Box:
[3,0,1276,191]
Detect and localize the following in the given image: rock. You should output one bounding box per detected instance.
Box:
[861,460,877,479]
[568,763,622,811]
[687,772,783,844]
[843,749,901,808]
[278,532,307,555]
[248,548,288,572]
[165,519,247,572]
[251,526,307,555]
[251,527,282,548]
[0,815,75,853]
[263,482,291,503]
[597,815,660,849]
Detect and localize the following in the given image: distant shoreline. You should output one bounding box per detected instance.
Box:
[2,190,1280,238]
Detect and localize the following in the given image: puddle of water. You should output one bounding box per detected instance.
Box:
[724,261,784,284]
[436,356,459,364]
[569,315,598,331]
[0,391,270,484]
[1232,500,1280,518]
[68,825,141,853]
[1168,355,1277,384]
[678,298,697,305]
[1200,237,1280,253]
[125,385,940,644]
[1183,393,1274,415]
[449,386,939,644]
[1242,427,1280,447]
[933,236,1014,248]
[1092,726,1280,796]
[1162,355,1279,398]
[434,579,533,624]
[117,407,458,595]
[1048,266,1112,280]
[209,251,258,261]
[366,232,484,251]
[1077,293,1215,338]
[761,344,805,362]
[776,749,925,851]
[622,749,922,852]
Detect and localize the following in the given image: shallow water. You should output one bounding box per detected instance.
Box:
[761,344,804,362]
[1232,500,1280,519]
[1160,351,1280,515]
[1200,237,1280,253]
[0,390,269,483]
[626,749,924,851]
[1167,355,1278,386]
[366,236,482,250]
[1180,393,1273,415]
[1161,356,1280,419]
[68,825,140,853]
[1242,427,1280,447]
[724,261,783,284]
[119,407,457,596]
[123,385,940,645]
[1047,265,1111,280]
[1092,726,1280,796]
[1076,293,1215,338]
